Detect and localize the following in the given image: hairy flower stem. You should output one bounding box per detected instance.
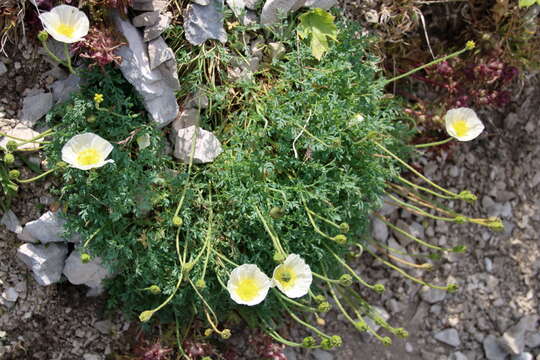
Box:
[63,43,75,74]
[375,214,460,252]
[397,176,458,201]
[173,127,199,220]
[365,247,456,292]
[279,297,331,339]
[253,205,287,257]
[0,129,53,146]
[191,191,214,281]
[323,244,380,291]
[139,270,184,322]
[189,279,225,338]
[338,289,386,341]
[83,228,101,248]
[300,194,335,241]
[370,241,433,270]
[174,312,191,360]
[374,141,464,199]
[273,289,319,313]
[388,193,458,222]
[305,206,342,230]
[40,39,70,70]
[312,271,342,284]
[16,166,60,183]
[414,137,453,148]
[385,44,472,84]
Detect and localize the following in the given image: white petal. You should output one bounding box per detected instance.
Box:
[227,264,271,306]
[61,133,114,170]
[444,107,484,142]
[273,254,312,299]
[39,5,89,43]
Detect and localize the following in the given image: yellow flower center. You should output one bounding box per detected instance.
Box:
[236,278,261,301]
[76,148,102,166]
[452,119,469,138]
[274,266,297,290]
[55,23,76,38]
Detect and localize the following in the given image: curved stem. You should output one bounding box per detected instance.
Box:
[414,137,453,148]
[16,166,59,183]
[64,43,75,74]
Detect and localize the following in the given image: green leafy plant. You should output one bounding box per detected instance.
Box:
[519,0,540,7]
[297,8,338,60]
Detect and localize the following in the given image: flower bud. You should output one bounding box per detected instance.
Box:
[330,335,342,348]
[302,336,317,348]
[6,141,18,152]
[148,285,161,294]
[37,30,49,42]
[373,284,385,293]
[317,302,331,313]
[452,245,467,253]
[355,321,368,332]
[86,115,96,123]
[395,328,409,338]
[80,253,91,263]
[339,274,352,287]
[332,234,347,244]
[204,328,213,337]
[454,216,467,224]
[313,294,326,303]
[182,262,194,274]
[139,310,154,322]
[339,223,350,233]
[8,169,20,179]
[195,279,206,289]
[201,357,212,360]
[381,336,392,346]
[269,206,284,219]
[172,216,183,227]
[3,153,14,165]
[320,338,332,350]
[220,329,231,339]
[487,217,504,232]
[447,283,459,293]
[458,190,477,203]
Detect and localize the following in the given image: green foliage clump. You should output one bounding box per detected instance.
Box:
[45,21,412,345]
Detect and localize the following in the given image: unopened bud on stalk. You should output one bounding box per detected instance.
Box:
[182,262,194,274]
[313,294,326,303]
[3,153,14,165]
[395,328,409,338]
[320,338,332,350]
[204,328,213,337]
[317,302,331,313]
[172,216,183,227]
[269,206,284,219]
[8,169,20,179]
[339,223,350,233]
[330,335,342,347]
[466,40,476,50]
[195,279,206,289]
[381,336,392,346]
[355,321,368,332]
[487,217,504,232]
[373,284,385,293]
[452,245,467,253]
[447,283,459,293]
[139,310,154,322]
[302,336,317,348]
[56,161,68,168]
[80,253,91,263]
[454,215,467,224]
[6,141,18,152]
[458,190,477,203]
[332,234,347,244]
[148,285,161,294]
[37,30,49,42]
[220,329,231,339]
[339,274,352,287]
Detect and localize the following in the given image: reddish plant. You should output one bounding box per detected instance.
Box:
[248,331,287,360]
[72,25,125,68]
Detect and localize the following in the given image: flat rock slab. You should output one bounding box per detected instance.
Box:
[173,125,223,163]
[24,211,67,244]
[148,37,175,70]
[17,243,68,286]
[143,12,171,42]
[1,210,22,234]
[113,13,178,128]
[261,0,301,25]
[0,124,41,151]
[50,73,80,104]
[132,11,160,27]
[184,0,228,45]
[434,328,461,347]
[20,92,53,128]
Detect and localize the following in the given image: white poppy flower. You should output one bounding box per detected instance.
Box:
[227,264,271,306]
[272,254,312,298]
[39,5,89,44]
[62,133,114,170]
[444,107,484,142]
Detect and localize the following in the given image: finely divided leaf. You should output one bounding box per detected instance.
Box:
[297,8,338,60]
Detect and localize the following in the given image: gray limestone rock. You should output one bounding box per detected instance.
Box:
[420,285,447,304]
[50,73,80,104]
[434,328,461,348]
[24,211,68,244]
[483,335,509,360]
[132,11,160,27]
[501,316,539,355]
[0,287,18,308]
[372,217,388,243]
[0,124,41,151]
[173,125,223,163]
[526,331,540,348]
[1,210,22,234]
[244,0,258,9]
[172,108,200,132]
[449,352,468,360]
[20,92,53,127]
[147,37,174,70]
[132,0,168,11]
[260,0,298,25]
[512,354,533,360]
[268,42,286,60]
[184,0,228,45]
[17,243,68,286]
[192,0,210,4]
[113,13,178,128]
[387,237,415,269]
[157,59,181,90]
[304,0,336,9]
[184,90,209,109]
[143,12,171,42]
[226,0,245,19]
[0,62,7,76]
[63,250,110,290]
